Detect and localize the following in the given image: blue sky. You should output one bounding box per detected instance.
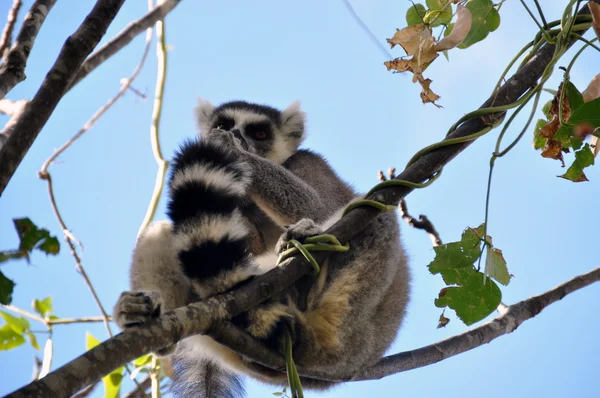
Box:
[1,1,599,397]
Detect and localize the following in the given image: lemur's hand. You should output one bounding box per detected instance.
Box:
[207,128,249,155]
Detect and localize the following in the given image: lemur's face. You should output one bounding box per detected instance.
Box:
[195,100,306,164]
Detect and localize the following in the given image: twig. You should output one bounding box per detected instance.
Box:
[397,200,442,247]
[1,304,45,323]
[341,0,393,59]
[0,0,126,196]
[1,304,112,325]
[0,0,22,59]
[68,0,181,91]
[37,173,114,336]
[124,376,152,398]
[379,168,442,246]
[137,0,169,238]
[0,0,56,99]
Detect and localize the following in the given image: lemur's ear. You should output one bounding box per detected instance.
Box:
[195,97,215,135]
[280,100,306,140]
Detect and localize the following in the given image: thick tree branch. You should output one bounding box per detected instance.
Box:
[0,0,126,196]
[68,0,182,91]
[0,0,22,59]
[0,0,56,99]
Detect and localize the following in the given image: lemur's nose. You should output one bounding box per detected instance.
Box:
[230,129,249,150]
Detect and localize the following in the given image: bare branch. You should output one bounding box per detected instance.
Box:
[379,167,442,246]
[123,376,152,398]
[0,0,56,99]
[137,0,169,237]
[398,200,442,246]
[351,267,600,381]
[0,0,22,59]
[0,0,126,196]
[69,0,182,91]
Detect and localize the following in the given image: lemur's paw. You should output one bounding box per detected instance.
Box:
[207,128,249,153]
[113,290,163,329]
[276,218,323,254]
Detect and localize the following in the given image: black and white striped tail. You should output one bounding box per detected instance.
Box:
[167,138,251,397]
[167,138,253,298]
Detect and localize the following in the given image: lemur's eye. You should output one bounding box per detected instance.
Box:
[250,131,267,140]
[245,123,270,141]
[214,117,234,131]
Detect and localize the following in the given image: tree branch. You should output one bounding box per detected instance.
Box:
[0,0,22,59]
[5,5,595,394]
[0,0,56,99]
[68,0,182,91]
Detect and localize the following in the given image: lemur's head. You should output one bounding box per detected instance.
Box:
[195,99,306,164]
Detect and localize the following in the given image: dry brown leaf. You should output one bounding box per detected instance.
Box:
[539,115,560,139]
[588,2,600,41]
[541,139,565,166]
[435,5,472,51]
[582,73,600,102]
[417,75,442,107]
[387,25,431,55]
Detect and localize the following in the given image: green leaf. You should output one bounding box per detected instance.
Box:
[554,124,572,144]
[0,311,30,334]
[559,144,595,182]
[533,119,548,150]
[0,271,15,305]
[568,97,600,127]
[485,247,510,286]
[541,100,553,119]
[424,0,452,27]
[273,393,283,397]
[0,324,26,350]
[428,225,483,274]
[435,271,502,325]
[406,3,427,26]
[10,218,60,262]
[26,331,40,350]
[33,297,53,317]
[459,0,500,49]
[86,332,101,350]
[134,353,153,367]
[564,81,584,113]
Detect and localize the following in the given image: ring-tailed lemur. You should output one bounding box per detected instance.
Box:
[113,99,410,398]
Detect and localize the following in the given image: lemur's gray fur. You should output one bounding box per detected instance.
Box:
[113,99,410,398]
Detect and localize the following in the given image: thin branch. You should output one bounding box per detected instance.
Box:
[351,267,600,381]
[379,168,442,246]
[341,0,393,59]
[0,304,45,323]
[137,1,169,237]
[37,173,114,336]
[0,0,56,99]
[0,0,126,196]
[6,3,596,397]
[0,0,22,59]
[48,316,112,325]
[68,0,181,91]
[124,376,152,398]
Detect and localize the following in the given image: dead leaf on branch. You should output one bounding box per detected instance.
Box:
[385,24,440,106]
